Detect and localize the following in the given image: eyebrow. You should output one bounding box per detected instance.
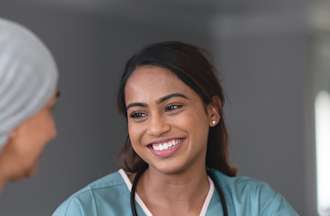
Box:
[49,90,61,108]
[126,93,189,110]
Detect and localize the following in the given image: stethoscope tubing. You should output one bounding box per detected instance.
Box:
[130,169,228,216]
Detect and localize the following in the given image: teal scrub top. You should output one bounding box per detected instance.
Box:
[52,169,299,216]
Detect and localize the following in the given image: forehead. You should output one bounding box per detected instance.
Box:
[125,66,195,103]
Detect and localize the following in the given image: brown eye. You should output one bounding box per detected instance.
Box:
[165,104,183,112]
[129,111,147,120]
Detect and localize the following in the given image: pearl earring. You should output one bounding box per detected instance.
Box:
[211,120,217,126]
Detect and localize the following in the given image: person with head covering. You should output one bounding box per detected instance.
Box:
[0,18,59,189]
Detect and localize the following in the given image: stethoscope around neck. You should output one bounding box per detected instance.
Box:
[130,169,228,216]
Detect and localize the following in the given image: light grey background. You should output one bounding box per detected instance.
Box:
[0,0,319,215]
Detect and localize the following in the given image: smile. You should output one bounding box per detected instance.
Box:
[148,138,185,158]
[152,139,181,150]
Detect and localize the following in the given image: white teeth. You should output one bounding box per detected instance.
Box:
[152,139,181,151]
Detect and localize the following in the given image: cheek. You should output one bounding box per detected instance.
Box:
[39,111,57,140]
[26,115,55,162]
[46,115,57,139]
[175,108,209,130]
[30,113,57,148]
[177,110,210,143]
[127,122,144,146]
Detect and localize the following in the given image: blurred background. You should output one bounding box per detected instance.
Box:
[0,0,329,215]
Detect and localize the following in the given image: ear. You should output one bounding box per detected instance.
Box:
[207,96,222,127]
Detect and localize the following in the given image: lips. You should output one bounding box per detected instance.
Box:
[147,138,185,158]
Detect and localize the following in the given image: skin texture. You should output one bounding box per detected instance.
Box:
[0,94,58,188]
[125,66,220,215]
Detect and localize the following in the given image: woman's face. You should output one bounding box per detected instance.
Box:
[0,94,58,181]
[125,66,217,175]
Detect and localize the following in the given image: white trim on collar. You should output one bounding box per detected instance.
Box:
[118,169,214,216]
[118,169,153,216]
[199,177,214,216]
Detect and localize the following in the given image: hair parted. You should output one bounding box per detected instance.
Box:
[117,41,236,177]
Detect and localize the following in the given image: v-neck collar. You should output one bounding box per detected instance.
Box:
[118,169,214,216]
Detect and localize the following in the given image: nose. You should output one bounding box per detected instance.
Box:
[146,113,170,137]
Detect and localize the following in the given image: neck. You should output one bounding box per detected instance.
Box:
[137,163,210,213]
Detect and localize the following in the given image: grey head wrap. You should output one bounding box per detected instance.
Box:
[0,18,58,149]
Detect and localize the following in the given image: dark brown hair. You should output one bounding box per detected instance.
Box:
[117,41,237,176]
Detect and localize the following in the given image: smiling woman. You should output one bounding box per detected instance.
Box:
[53,41,299,216]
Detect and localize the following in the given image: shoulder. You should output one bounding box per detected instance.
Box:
[52,170,129,216]
[209,169,299,215]
[212,169,274,198]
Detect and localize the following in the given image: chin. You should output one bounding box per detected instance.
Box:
[149,159,190,176]
[11,164,38,182]
[10,172,30,182]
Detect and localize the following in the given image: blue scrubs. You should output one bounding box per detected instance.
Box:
[53,169,299,216]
